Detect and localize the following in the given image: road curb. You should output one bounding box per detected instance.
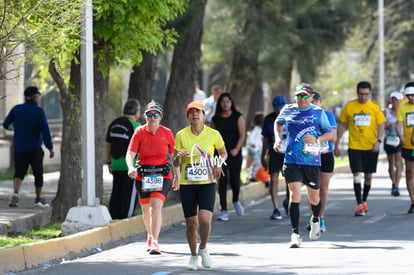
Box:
[0,180,271,273]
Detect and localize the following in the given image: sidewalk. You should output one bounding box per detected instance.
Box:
[0,169,114,235]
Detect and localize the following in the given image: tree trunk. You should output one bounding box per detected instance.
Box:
[271,63,293,105]
[127,51,158,111]
[49,59,83,221]
[48,49,108,221]
[93,54,109,200]
[163,0,207,134]
[246,83,264,129]
[225,0,264,121]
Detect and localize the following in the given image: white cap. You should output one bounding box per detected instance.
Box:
[404,86,414,96]
[390,91,403,100]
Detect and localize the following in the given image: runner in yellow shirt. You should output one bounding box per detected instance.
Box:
[396,82,414,214]
[174,102,227,270]
[334,81,386,216]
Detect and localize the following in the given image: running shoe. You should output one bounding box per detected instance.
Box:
[217,210,229,221]
[354,204,366,216]
[392,187,400,197]
[9,193,19,207]
[198,247,212,268]
[362,201,368,214]
[188,255,199,270]
[149,240,161,255]
[34,197,49,208]
[283,199,289,216]
[233,201,245,216]
[146,237,152,252]
[309,216,321,241]
[289,233,302,248]
[408,204,414,214]
[320,218,326,233]
[270,208,282,220]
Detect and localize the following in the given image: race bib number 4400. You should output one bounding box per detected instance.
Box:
[142,175,163,192]
[186,165,208,182]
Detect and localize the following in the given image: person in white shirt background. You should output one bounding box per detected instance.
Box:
[202,85,222,125]
[246,112,264,183]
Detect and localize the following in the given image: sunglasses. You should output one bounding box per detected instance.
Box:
[296,94,311,99]
[146,113,161,119]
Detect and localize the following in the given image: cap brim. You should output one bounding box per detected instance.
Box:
[294,91,311,96]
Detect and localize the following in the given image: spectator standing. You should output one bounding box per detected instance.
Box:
[396,82,414,213]
[211,92,246,221]
[174,101,227,270]
[261,95,289,220]
[193,82,206,103]
[310,91,337,232]
[246,112,264,182]
[3,86,54,208]
[334,81,386,216]
[105,99,141,219]
[275,84,333,248]
[202,85,222,125]
[126,100,180,254]
[383,91,403,196]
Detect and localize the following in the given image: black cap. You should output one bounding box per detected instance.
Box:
[24,86,41,99]
[312,91,321,101]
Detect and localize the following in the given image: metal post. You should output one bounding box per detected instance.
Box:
[378,0,385,108]
[80,0,95,206]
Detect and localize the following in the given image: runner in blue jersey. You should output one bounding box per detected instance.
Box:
[274,84,333,248]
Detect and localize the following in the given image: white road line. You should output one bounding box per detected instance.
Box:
[363,213,387,224]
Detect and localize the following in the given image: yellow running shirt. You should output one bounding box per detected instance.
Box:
[339,99,386,150]
[175,125,225,185]
[396,100,414,149]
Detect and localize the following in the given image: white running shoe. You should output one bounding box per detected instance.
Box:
[309,216,321,240]
[9,193,19,207]
[289,233,302,248]
[217,210,229,221]
[233,201,245,216]
[188,255,199,270]
[198,247,212,268]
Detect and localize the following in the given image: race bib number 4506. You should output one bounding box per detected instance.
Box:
[142,174,163,192]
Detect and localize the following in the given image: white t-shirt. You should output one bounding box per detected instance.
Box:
[247,126,262,152]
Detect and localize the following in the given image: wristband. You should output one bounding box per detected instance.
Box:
[377,139,382,143]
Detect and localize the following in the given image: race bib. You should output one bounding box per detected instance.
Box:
[354,113,370,126]
[142,174,163,192]
[303,142,321,154]
[406,112,414,127]
[319,141,329,154]
[385,135,400,147]
[185,165,209,182]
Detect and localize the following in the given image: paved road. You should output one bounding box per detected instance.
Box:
[21,160,414,274]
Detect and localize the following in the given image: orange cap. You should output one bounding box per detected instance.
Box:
[186,101,205,115]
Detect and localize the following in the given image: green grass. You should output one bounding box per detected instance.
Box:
[0,222,61,249]
[0,170,14,181]
[334,155,349,167]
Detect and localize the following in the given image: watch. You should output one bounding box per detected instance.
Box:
[377,139,382,143]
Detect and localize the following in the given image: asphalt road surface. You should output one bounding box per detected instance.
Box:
[22,160,414,275]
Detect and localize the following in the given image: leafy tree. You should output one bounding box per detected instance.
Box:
[203,0,362,117]
[0,0,84,80]
[48,0,188,221]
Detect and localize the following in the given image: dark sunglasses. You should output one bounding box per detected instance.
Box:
[146,113,161,118]
[296,94,310,99]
